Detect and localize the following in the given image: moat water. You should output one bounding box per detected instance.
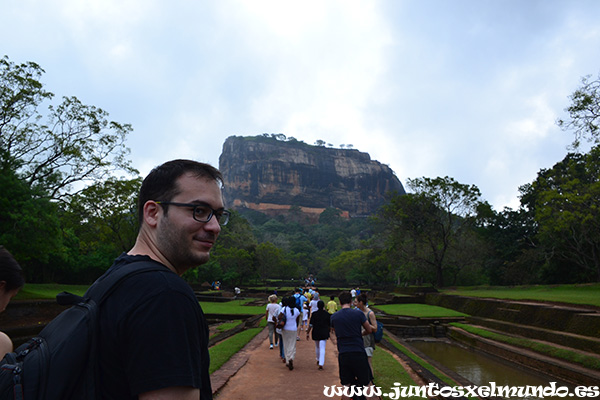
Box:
[410,340,577,400]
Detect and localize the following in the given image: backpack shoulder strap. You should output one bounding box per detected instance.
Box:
[83,259,170,304]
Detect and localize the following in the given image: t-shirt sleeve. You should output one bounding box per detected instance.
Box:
[122,290,205,395]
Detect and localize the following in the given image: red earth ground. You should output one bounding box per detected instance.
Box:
[211,327,423,400]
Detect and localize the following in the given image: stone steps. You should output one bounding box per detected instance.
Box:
[463,322,600,365]
[448,324,600,386]
[467,315,600,354]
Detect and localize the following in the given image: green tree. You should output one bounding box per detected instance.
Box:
[208,211,258,285]
[476,205,540,285]
[376,176,485,287]
[0,168,62,282]
[64,177,141,255]
[255,242,288,280]
[558,72,600,150]
[520,147,600,282]
[0,55,136,201]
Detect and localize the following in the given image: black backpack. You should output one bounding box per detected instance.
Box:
[0,261,166,400]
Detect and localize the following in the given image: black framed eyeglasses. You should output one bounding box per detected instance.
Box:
[156,201,231,226]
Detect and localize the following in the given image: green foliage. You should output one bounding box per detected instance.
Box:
[0,56,137,201]
[558,72,600,150]
[0,168,63,282]
[0,55,138,283]
[64,177,141,253]
[374,176,488,287]
[520,147,600,282]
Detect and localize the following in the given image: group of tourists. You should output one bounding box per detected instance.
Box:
[265,287,378,399]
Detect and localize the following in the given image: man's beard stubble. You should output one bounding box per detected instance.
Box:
[157,219,213,275]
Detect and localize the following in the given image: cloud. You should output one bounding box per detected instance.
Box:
[2,0,600,211]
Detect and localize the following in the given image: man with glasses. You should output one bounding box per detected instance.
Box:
[97,159,229,400]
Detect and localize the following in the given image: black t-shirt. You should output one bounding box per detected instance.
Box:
[330,307,367,353]
[309,309,331,341]
[97,254,212,399]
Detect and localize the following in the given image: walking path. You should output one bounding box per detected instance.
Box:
[212,327,343,399]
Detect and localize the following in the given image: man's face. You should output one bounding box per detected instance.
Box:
[156,173,224,274]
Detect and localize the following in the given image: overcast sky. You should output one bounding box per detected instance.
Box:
[2,0,600,210]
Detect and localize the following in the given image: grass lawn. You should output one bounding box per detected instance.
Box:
[15,283,89,300]
[373,304,468,318]
[209,318,267,374]
[15,284,266,315]
[372,348,423,399]
[200,299,265,315]
[442,283,600,307]
[209,327,263,374]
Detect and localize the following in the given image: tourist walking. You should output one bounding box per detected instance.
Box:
[331,291,373,400]
[99,159,227,399]
[327,295,338,314]
[356,293,378,381]
[281,296,301,370]
[265,294,280,349]
[276,297,285,362]
[306,300,331,370]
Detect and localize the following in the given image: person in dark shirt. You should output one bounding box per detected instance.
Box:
[306,300,331,370]
[330,291,373,400]
[97,159,230,400]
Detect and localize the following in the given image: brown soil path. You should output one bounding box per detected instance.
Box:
[212,327,345,399]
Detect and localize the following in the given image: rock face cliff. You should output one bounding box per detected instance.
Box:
[219,135,405,219]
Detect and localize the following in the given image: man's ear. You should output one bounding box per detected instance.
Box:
[143,201,161,228]
[0,281,6,292]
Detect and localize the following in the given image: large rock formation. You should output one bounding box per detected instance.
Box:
[218,135,405,219]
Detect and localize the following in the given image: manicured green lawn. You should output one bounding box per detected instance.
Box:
[209,318,267,374]
[372,347,423,399]
[200,299,265,314]
[15,284,266,314]
[15,283,89,300]
[442,283,600,307]
[373,304,468,318]
[209,327,263,374]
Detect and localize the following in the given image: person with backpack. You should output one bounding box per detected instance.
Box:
[97,160,229,400]
[355,293,378,382]
[281,296,301,370]
[0,246,25,358]
[331,291,373,400]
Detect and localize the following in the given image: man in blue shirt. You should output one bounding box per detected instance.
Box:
[331,291,373,400]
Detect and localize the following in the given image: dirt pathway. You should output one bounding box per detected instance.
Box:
[212,327,344,399]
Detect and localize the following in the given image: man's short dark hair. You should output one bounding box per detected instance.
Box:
[137,159,223,225]
[338,291,352,305]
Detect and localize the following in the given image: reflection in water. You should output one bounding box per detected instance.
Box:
[410,340,572,400]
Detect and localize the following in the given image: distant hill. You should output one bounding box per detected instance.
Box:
[218,135,405,221]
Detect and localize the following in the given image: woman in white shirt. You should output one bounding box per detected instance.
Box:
[281,296,301,370]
